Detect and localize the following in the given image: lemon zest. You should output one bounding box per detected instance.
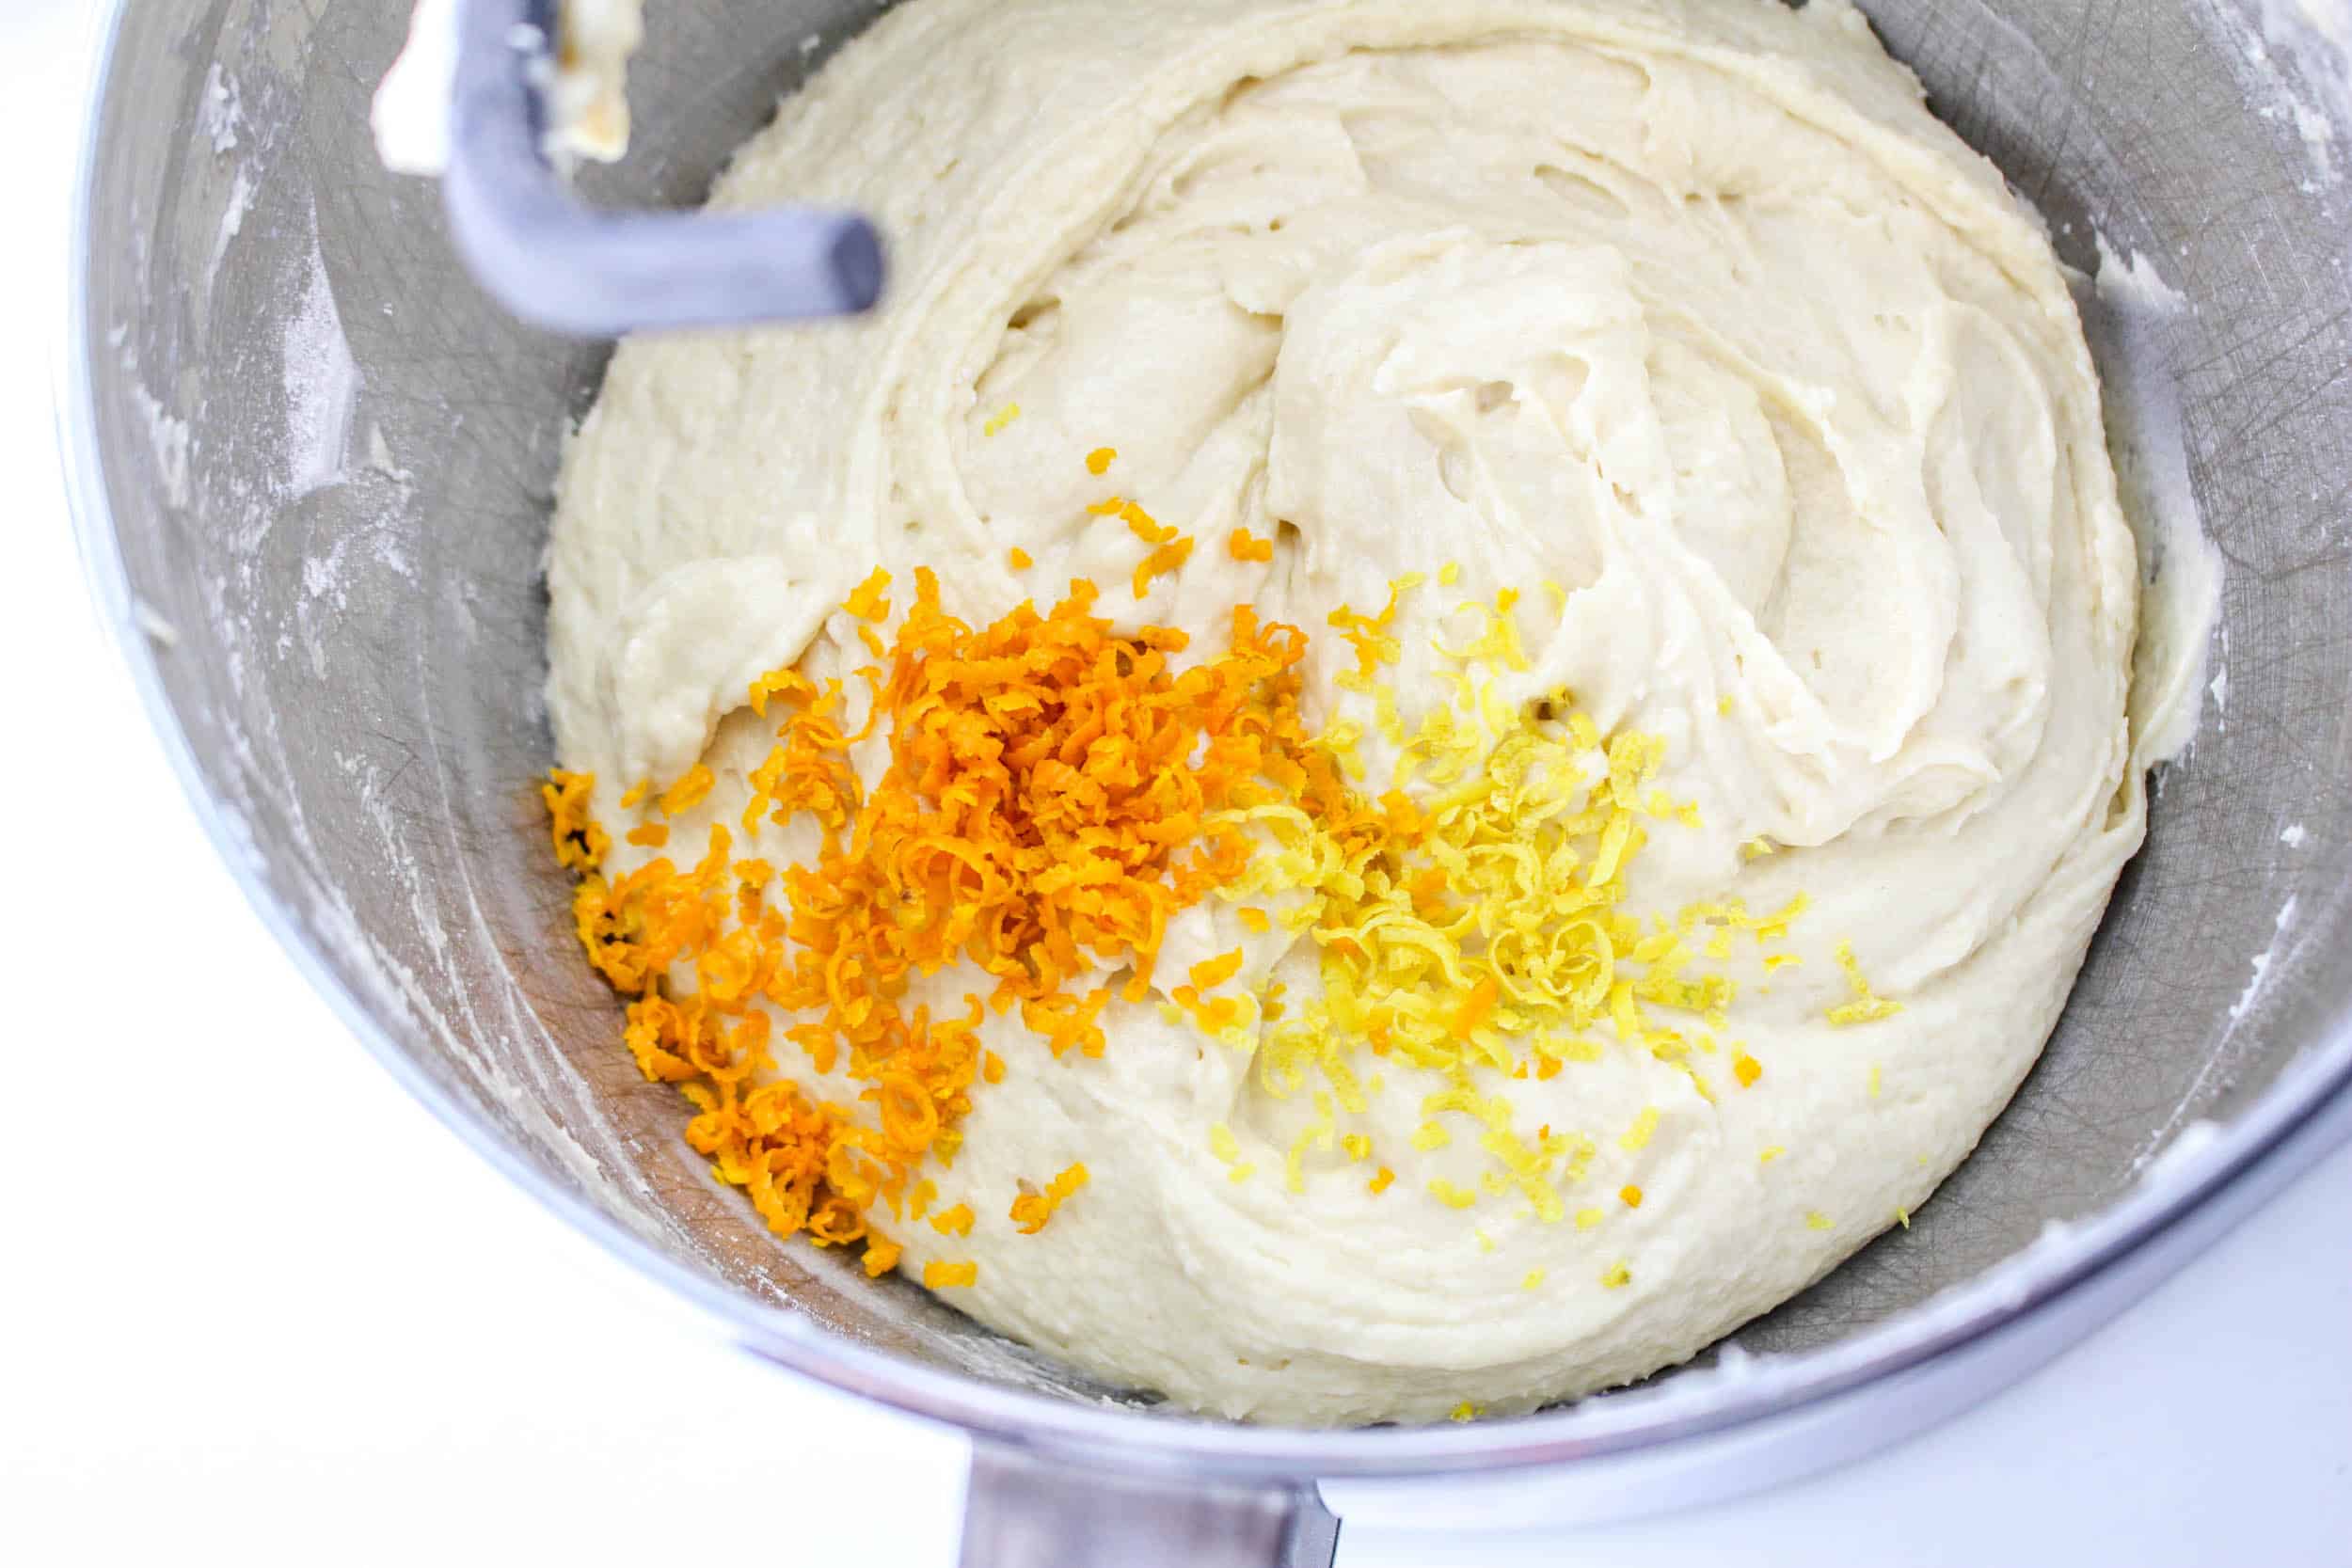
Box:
[1829,940,1904,1026]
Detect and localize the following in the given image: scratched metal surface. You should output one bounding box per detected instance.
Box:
[76,0,2352,1425]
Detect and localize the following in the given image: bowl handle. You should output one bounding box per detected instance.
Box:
[959,1443,1340,1568]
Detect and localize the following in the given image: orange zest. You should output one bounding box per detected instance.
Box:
[658,765,715,819]
[1228,528,1274,563]
[924,1259,978,1289]
[844,567,893,622]
[1189,950,1246,990]
[1133,535,1196,599]
[543,770,610,872]
[1082,496,1197,598]
[547,570,1326,1272]
[1326,581,1410,677]
[1009,1161,1091,1235]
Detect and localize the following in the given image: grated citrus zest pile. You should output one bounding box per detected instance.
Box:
[540,460,1899,1310]
[1201,580,1785,1216]
[549,566,1349,1273]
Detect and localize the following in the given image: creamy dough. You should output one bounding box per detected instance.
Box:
[548,0,2145,1424]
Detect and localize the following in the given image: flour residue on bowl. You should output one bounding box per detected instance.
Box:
[2222,0,2352,191]
[281,223,361,499]
[2230,895,2306,1025]
[2087,235,2224,768]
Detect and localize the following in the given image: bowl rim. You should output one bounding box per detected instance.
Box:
[61,0,2352,1484]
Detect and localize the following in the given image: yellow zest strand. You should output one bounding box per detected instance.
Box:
[1829,940,1904,1026]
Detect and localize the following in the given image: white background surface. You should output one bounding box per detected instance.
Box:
[3,2,2346,1563]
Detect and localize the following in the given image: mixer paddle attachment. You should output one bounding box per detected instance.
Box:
[440,0,884,336]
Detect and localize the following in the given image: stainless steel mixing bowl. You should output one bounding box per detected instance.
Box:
[65,1,2352,1562]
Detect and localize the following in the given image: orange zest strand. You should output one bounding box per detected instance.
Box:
[1089,495,1174,545]
[1009,1162,1091,1235]
[659,765,715,818]
[1133,535,1195,599]
[1189,950,1246,990]
[1326,582,1409,677]
[543,770,610,872]
[845,567,893,623]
